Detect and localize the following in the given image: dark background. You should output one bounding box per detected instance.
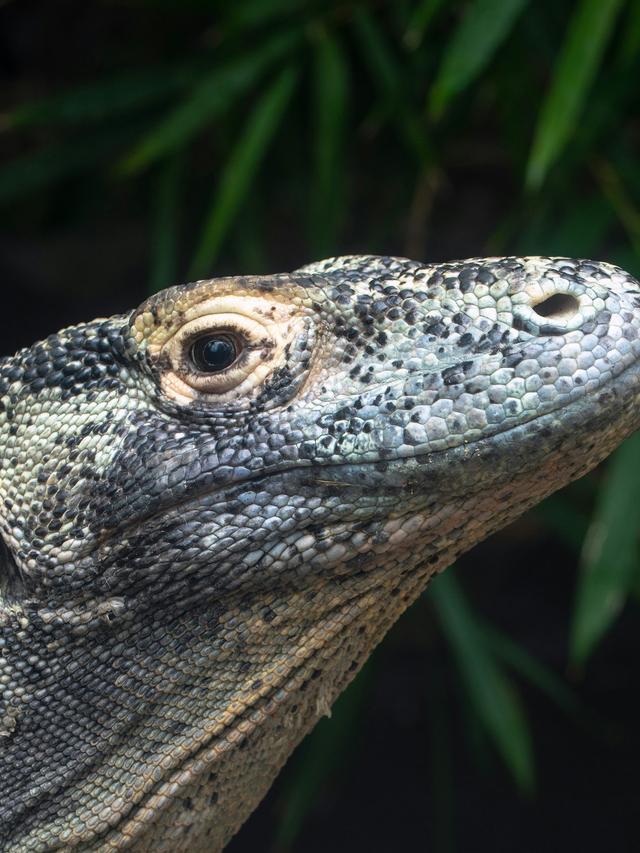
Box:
[1,1,639,850]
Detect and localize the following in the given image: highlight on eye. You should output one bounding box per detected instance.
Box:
[190,333,241,373]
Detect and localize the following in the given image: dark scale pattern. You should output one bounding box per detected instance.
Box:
[2,255,640,850]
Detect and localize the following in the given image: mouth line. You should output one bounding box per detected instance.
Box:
[92,353,640,555]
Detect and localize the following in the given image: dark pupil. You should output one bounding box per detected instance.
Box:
[191,335,238,372]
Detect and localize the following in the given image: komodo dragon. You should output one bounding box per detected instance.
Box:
[1,254,640,851]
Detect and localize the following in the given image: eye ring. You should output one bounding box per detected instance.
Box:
[157,310,274,401]
[152,301,308,406]
[190,333,241,373]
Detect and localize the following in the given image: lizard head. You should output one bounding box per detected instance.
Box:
[2,255,640,610]
[2,255,640,850]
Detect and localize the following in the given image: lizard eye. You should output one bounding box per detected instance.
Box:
[157,311,276,401]
[141,294,313,407]
[190,333,241,373]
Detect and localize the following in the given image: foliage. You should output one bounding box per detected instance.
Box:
[2,0,640,847]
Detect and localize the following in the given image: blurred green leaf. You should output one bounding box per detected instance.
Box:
[7,65,199,128]
[149,153,184,293]
[543,65,638,194]
[0,126,139,204]
[516,195,613,260]
[570,433,640,666]
[545,197,613,257]
[224,0,314,31]
[481,621,581,717]
[431,571,535,794]
[352,6,432,167]
[609,247,640,282]
[613,141,640,211]
[427,669,455,853]
[121,32,297,174]
[591,158,640,255]
[526,0,626,189]
[190,66,298,278]
[352,6,403,104]
[309,29,349,257]
[428,0,530,119]
[232,197,268,273]
[275,661,373,851]
[404,0,448,50]
[534,493,589,553]
[618,0,640,65]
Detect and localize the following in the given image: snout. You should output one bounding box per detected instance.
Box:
[511,257,640,338]
[316,256,640,466]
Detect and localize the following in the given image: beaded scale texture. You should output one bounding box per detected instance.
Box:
[1,254,640,850]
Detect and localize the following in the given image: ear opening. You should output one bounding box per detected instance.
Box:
[0,534,24,603]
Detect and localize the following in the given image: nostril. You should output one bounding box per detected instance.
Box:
[515,288,591,335]
[532,292,580,320]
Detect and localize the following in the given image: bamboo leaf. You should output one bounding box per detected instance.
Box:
[121,32,297,174]
[481,622,581,717]
[429,0,531,118]
[608,247,640,283]
[525,0,626,189]
[352,6,432,167]
[591,158,640,256]
[618,0,640,65]
[431,571,535,794]
[534,492,589,553]
[0,126,138,204]
[570,433,640,666]
[352,5,401,100]
[8,65,198,128]
[189,67,298,278]
[404,0,448,50]
[225,0,310,32]
[232,198,268,273]
[310,30,349,257]
[426,670,455,852]
[149,153,184,293]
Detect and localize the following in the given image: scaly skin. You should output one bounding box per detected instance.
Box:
[1,255,640,851]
